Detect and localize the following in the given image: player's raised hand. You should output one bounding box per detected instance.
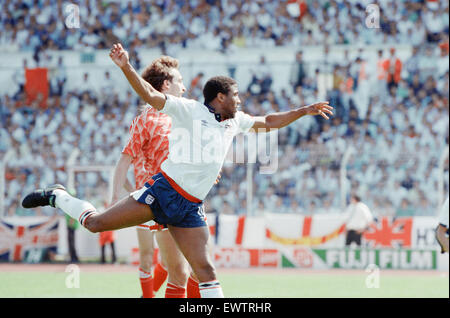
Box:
[109,43,129,68]
[303,101,334,120]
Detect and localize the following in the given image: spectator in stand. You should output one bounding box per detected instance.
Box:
[404,46,420,82]
[0,0,448,51]
[369,50,386,103]
[12,59,27,100]
[49,56,67,97]
[384,47,403,91]
[423,5,446,43]
[289,50,307,93]
[419,46,439,81]
[248,55,273,95]
[353,56,371,120]
[78,72,95,97]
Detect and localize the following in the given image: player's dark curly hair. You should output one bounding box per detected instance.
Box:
[141,56,179,92]
[203,76,237,104]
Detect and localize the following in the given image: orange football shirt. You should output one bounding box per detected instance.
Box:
[122,106,171,189]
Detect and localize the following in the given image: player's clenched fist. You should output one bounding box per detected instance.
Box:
[109,43,129,68]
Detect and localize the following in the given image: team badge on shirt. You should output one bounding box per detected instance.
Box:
[145,194,155,205]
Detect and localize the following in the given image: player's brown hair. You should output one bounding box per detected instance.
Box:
[139,56,179,113]
[141,56,179,92]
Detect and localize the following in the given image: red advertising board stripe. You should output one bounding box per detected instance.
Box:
[13,226,25,261]
[235,216,246,245]
[249,249,259,266]
[302,216,312,237]
[13,246,22,262]
[213,248,279,268]
[16,226,25,238]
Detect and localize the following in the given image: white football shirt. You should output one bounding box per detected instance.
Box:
[157,94,255,200]
[346,202,374,231]
[438,196,449,229]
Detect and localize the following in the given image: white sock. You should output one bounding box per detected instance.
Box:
[53,189,97,226]
[139,267,152,279]
[199,280,224,298]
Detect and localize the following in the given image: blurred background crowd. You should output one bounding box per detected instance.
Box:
[0,0,448,219]
[1,0,449,52]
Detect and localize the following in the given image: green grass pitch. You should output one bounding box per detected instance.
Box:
[0,267,448,298]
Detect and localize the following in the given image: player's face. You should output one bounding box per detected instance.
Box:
[222,84,241,120]
[166,68,186,98]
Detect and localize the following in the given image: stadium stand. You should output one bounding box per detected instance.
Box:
[0,0,448,219]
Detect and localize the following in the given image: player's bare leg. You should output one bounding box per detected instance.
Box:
[22,185,155,232]
[156,230,190,297]
[168,225,223,297]
[83,196,155,232]
[136,228,155,298]
[137,229,155,271]
[186,233,214,298]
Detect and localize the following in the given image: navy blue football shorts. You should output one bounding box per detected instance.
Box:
[131,172,207,228]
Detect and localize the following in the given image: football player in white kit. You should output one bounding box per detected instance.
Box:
[22,43,333,298]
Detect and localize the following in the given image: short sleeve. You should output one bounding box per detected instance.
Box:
[235,111,256,134]
[159,94,196,122]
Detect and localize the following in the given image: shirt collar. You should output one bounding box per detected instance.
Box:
[204,103,223,122]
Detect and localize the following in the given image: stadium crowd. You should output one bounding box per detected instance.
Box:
[0,0,449,219]
[1,0,449,53]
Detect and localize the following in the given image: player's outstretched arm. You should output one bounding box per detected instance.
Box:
[109,43,166,110]
[251,101,333,132]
